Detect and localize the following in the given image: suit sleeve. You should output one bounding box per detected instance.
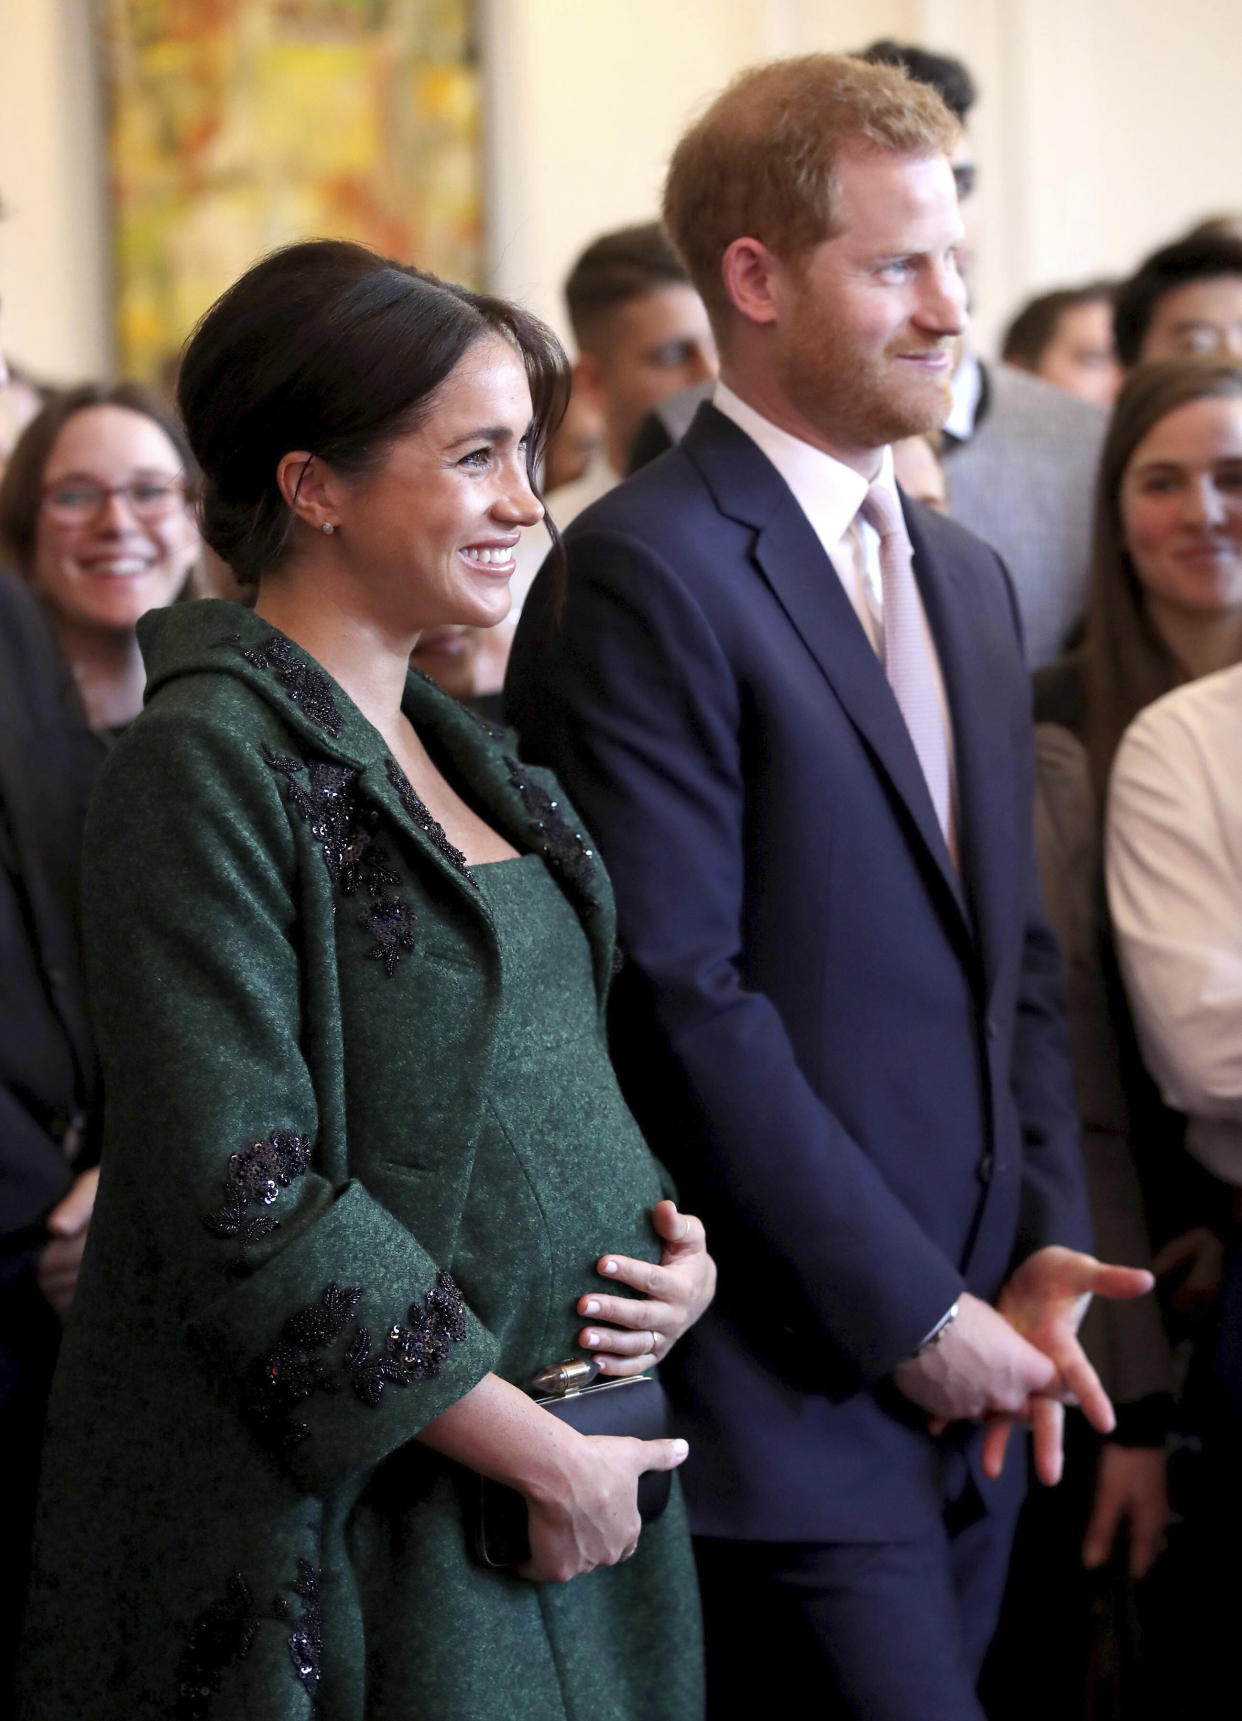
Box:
[509,528,964,1386]
[82,714,497,1497]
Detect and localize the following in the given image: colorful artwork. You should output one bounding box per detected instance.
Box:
[103,0,481,382]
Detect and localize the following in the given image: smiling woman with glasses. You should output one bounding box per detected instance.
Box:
[0,382,201,737]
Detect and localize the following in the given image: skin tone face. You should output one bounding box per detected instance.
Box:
[722,149,968,475]
[1139,276,1242,362]
[34,404,199,637]
[279,335,544,645]
[1035,300,1123,406]
[1119,395,1242,657]
[574,282,717,475]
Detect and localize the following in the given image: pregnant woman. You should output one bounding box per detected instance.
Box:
[20,241,712,1721]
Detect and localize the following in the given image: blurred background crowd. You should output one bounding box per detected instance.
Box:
[2,4,1242,1718]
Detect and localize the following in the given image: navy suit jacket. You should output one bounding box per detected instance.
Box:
[507,405,1090,1542]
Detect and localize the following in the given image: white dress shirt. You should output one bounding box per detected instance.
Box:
[1107,664,1242,1184]
[713,381,956,808]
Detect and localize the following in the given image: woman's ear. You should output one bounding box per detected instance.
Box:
[276,450,341,533]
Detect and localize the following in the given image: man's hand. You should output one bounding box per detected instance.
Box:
[37,1166,99,1320]
[892,1291,1057,1424]
[981,1246,1153,1485]
[1082,1444,1169,1579]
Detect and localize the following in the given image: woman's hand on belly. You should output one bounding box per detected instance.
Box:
[577,1201,716,1373]
[415,1373,689,1582]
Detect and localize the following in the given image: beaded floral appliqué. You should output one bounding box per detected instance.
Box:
[240,631,343,738]
[174,1571,259,1721]
[174,1561,322,1719]
[202,1128,312,1250]
[504,756,597,908]
[243,1273,468,1451]
[385,757,477,887]
[264,747,417,976]
[275,1559,322,1697]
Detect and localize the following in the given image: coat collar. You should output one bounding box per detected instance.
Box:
[682,408,977,957]
[138,600,617,997]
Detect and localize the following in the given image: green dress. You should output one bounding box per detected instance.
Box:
[20,600,703,1721]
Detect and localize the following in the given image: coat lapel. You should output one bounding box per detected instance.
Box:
[685,409,972,940]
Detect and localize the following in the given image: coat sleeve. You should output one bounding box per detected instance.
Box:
[82,709,498,1497]
[508,529,964,1387]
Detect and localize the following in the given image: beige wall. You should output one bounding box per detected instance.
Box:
[0,0,112,381]
[1,0,1240,377]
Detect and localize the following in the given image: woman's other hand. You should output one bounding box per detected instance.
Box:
[577,1200,716,1374]
[1081,1443,1170,1579]
[520,1431,690,1583]
[37,1166,100,1319]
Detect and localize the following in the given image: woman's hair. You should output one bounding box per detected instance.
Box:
[176,239,570,587]
[0,380,195,577]
[1082,357,1242,795]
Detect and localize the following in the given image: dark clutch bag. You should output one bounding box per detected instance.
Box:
[474,1360,672,1570]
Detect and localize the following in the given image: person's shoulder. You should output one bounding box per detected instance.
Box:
[1120,662,1242,765]
[981,362,1107,447]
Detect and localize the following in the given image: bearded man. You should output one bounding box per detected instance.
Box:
[508,54,1148,1720]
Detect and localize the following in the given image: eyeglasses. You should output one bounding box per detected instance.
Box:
[40,476,188,525]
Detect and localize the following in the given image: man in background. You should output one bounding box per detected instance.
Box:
[1113,230,1242,366]
[1001,282,1122,406]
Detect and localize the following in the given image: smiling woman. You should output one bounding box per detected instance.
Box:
[19,241,712,1721]
[0,382,201,731]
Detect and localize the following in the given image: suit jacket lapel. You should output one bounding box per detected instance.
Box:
[905,501,1006,991]
[685,409,971,938]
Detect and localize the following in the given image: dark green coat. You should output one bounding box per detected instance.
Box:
[21,600,702,1721]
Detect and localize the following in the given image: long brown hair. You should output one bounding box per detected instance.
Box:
[1082,357,1242,796]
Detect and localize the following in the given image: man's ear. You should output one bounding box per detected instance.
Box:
[275,450,341,533]
[721,237,783,328]
[570,351,608,415]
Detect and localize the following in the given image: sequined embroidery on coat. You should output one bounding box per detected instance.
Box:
[173,1571,259,1721]
[263,748,417,976]
[504,757,597,907]
[385,757,477,887]
[174,1562,323,1718]
[243,1274,468,1451]
[202,1128,312,1250]
[344,1269,469,1406]
[240,631,343,737]
[275,1559,322,1697]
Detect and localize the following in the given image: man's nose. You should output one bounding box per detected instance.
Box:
[920,261,969,338]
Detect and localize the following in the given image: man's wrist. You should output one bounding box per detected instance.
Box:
[910,1299,960,1358]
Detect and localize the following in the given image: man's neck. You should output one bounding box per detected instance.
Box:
[716,367,883,480]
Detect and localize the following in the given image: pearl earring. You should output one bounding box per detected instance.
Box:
[321,522,336,536]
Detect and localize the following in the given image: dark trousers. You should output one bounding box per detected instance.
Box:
[695,1463,1020,1721]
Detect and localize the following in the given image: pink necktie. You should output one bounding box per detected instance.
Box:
[860,484,956,861]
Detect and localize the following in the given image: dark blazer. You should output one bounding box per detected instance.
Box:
[0,569,99,1260]
[508,404,1090,1543]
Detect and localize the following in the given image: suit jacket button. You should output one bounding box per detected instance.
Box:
[978,1152,995,1184]
[985,1016,998,1042]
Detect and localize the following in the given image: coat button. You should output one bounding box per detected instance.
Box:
[978,1153,995,1185]
[985,1016,998,1042]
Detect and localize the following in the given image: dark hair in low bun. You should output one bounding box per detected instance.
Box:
[177,239,569,587]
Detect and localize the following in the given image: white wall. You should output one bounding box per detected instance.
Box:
[1,0,1240,377]
[0,0,112,380]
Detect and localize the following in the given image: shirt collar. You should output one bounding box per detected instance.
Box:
[944,350,983,440]
[713,380,896,545]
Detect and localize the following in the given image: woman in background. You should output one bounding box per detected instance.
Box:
[0,381,200,1702]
